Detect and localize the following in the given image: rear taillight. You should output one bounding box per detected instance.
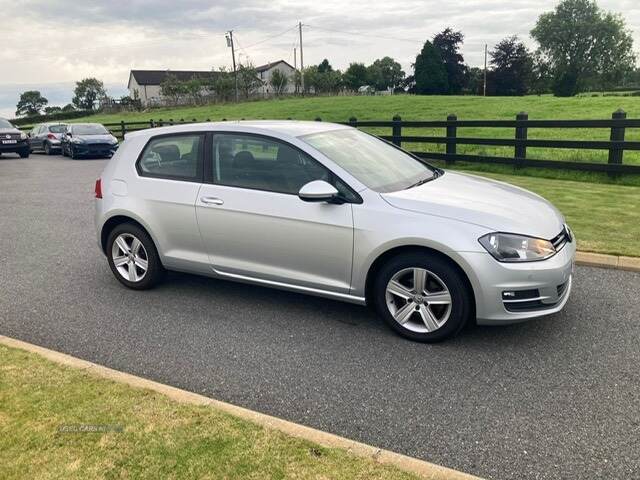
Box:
[94,179,102,199]
[47,133,56,139]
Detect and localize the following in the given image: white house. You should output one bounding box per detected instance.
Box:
[255,60,297,94]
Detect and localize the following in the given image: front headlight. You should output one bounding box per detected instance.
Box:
[20,132,27,140]
[479,232,556,262]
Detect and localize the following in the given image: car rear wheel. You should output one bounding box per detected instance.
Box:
[44,142,53,155]
[373,252,472,342]
[106,223,164,290]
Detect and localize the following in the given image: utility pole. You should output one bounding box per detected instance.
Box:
[293,47,297,94]
[226,30,238,102]
[298,22,304,94]
[483,43,487,97]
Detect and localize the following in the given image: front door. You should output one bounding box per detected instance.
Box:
[196,132,355,293]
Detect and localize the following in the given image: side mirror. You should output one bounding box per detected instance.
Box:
[298,180,339,203]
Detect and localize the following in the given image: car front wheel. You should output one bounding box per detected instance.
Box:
[373,252,472,342]
[106,224,164,290]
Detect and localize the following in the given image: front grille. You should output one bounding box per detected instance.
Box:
[2,133,21,141]
[550,226,571,252]
[86,143,113,151]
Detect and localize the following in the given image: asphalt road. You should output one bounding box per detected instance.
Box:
[1,153,639,480]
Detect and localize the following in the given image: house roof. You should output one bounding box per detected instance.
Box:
[129,70,220,87]
[255,60,296,72]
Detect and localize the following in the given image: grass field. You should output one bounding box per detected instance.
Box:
[0,344,419,480]
[464,170,640,257]
[76,95,640,168]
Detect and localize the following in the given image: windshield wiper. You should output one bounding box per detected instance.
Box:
[406,174,435,190]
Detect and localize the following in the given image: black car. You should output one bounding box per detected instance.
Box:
[0,118,30,158]
[61,123,119,159]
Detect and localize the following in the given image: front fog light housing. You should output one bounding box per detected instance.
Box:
[479,232,556,262]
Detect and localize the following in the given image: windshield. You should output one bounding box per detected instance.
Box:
[72,124,108,135]
[48,125,67,133]
[300,128,435,193]
[0,118,14,129]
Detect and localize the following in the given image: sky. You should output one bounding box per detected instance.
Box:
[1,0,639,118]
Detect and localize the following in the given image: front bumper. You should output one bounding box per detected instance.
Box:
[70,143,118,157]
[0,139,28,153]
[460,239,576,324]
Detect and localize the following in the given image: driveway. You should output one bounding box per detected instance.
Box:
[1,153,638,480]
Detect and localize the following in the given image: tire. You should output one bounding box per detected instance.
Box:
[19,148,29,159]
[372,252,472,342]
[62,144,69,157]
[106,223,164,290]
[44,142,53,155]
[69,146,78,159]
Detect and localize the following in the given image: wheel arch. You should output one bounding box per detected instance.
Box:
[364,245,477,318]
[100,214,156,255]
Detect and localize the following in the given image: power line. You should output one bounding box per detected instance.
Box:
[239,25,299,50]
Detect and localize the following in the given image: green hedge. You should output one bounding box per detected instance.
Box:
[10,110,95,126]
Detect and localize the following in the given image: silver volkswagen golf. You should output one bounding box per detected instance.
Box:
[95,121,575,342]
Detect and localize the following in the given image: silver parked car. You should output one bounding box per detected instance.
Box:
[95,121,575,342]
[28,123,67,155]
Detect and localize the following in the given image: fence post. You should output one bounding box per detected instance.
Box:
[349,116,357,128]
[392,115,402,147]
[608,109,626,174]
[514,112,528,168]
[158,118,163,126]
[446,114,457,164]
[120,120,126,139]
[315,117,322,121]
[150,119,155,128]
[169,118,174,125]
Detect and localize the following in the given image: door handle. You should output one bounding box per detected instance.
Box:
[200,196,224,205]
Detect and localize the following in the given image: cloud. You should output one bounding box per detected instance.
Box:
[0,0,638,116]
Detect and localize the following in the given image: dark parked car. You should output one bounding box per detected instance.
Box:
[61,123,119,159]
[28,123,67,155]
[0,118,29,158]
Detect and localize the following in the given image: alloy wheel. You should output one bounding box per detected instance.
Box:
[111,233,149,282]
[385,267,452,333]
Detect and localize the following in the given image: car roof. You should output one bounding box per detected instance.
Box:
[125,120,350,140]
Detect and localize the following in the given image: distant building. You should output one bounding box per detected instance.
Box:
[127,70,220,106]
[128,60,296,106]
[255,60,297,94]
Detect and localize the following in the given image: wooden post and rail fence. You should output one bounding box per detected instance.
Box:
[17,110,640,175]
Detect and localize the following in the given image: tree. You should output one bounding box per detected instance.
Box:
[531,53,553,94]
[488,36,534,96]
[464,67,484,95]
[44,106,62,115]
[317,59,333,73]
[269,69,289,95]
[62,104,76,112]
[72,78,106,110]
[160,73,186,104]
[15,90,48,116]
[433,28,467,94]
[343,63,369,91]
[413,41,448,94]
[211,67,235,101]
[367,57,405,91]
[184,77,204,104]
[236,63,262,99]
[531,0,636,96]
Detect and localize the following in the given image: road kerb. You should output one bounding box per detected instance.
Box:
[576,251,639,272]
[0,335,482,480]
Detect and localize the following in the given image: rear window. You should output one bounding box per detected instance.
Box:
[48,125,66,133]
[137,134,202,181]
